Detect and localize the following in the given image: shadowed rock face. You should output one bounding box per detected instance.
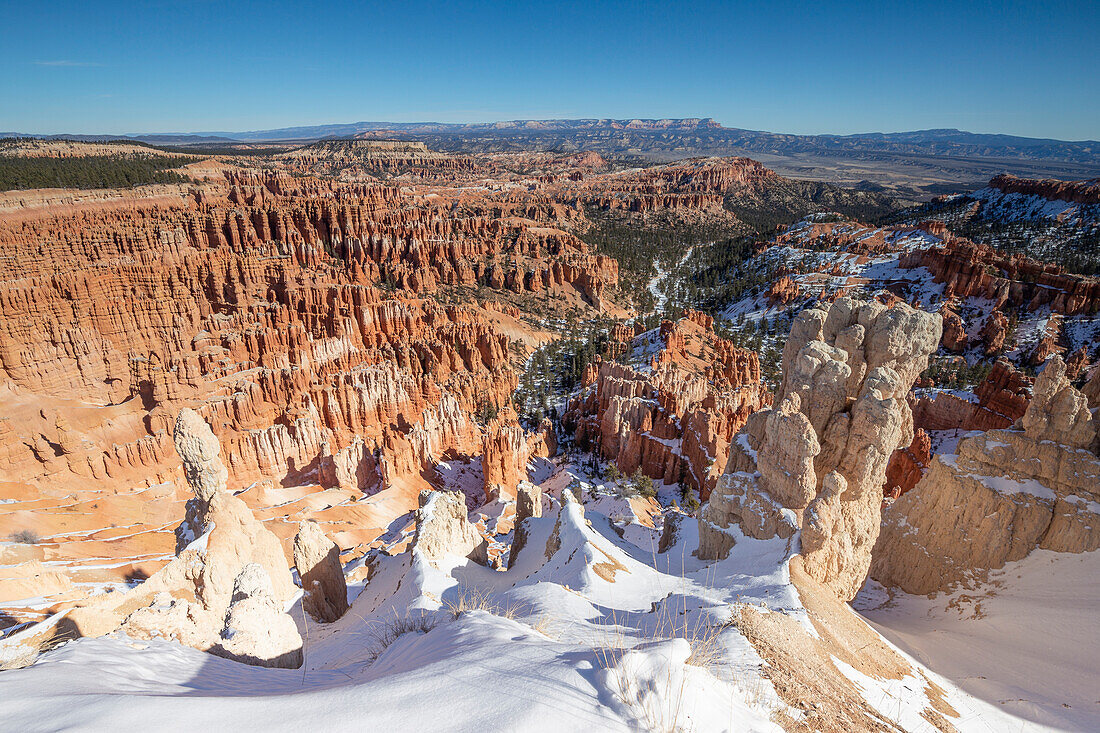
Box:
[294,520,349,623]
[700,297,941,601]
[507,481,543,569]
[873,355,1100,594]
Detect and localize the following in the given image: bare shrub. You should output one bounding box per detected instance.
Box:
[8,529,39,545]
[444,588,519,620]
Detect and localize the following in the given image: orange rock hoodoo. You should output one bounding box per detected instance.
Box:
[564,312,771,499]
[912,360,1033,433]
[883,429,932,498]
[0,167,618,563]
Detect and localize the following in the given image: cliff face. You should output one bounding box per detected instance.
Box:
[873,356,1100,594]
[563,312,770,499]
[901,239,1100,316]
[988,174,1100,206]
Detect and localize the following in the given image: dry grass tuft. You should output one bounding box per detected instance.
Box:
[444,588,520,621]
[362,611,440,664]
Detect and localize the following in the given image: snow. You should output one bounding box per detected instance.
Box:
[940,454,1057,502]
[0,497,792,732]
[0,451,1081,731]
[969,187,1100,226]
[858,549,1100,731]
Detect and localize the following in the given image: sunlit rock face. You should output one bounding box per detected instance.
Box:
[873,355,1100,594]
[565,311,770,500]
[700,296,941,601]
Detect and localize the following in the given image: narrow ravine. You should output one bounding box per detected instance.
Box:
[646,244,695,315]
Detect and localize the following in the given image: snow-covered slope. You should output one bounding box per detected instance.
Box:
[0,485,1060,733]
[857,549,1100,731]
[968,186,1100,226]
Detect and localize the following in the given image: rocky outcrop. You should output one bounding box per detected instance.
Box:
[167,410,297,611]
[293,520,348,623]
[564,313,770,499]
[1028,315,1063,366]
[912,360,1032,432]
[0,162,617,520]
[767,276,800,306]
[988,174,1100,206]
[411,490,487,568]
[63,410,303,666]
[1020,355,1096,448]
[977,311,1009,354]
[939,308,967,352]
[883,429,931,498]
[873,355,1100,594]
[901,240,1100,316]
[481,407,529,502]
[1065,345,1089,378]
[699,297,941,600]
[507,481,543,568]
[214,563,304,668]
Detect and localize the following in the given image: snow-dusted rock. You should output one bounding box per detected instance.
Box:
[214,563,303,669]
[411,490,487,567]
[1021,354,1097,449]
[174,408,229,505]
[700,297,940,600]
[293,520,348,623]
[71,410,299,661]
[507,481,543,568]
[873,361,1100,594]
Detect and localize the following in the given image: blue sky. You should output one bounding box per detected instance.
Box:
[2,0,1097,139]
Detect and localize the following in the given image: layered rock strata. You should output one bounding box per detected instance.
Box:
[873,355,1100,594]
[911,360,1032,432]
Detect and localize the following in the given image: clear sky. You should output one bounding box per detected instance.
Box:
[2,0,1097,140]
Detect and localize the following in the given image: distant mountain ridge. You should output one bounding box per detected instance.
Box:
[2,119,1097,164]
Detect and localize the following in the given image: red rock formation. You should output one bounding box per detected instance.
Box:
[988,174,1100,205]
[0,163,629,595]
[912,360,1032,432]
[481,407,529,502]
[940,307,968,352]
[978,311,1009,355]
[1066,346,1089,378]
[972,362,1033,428]
[1029,316,1064,366]
[901,240,1100,316]
[884,429,932,498]
[767,276,800,305]
[563,314,771,499]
